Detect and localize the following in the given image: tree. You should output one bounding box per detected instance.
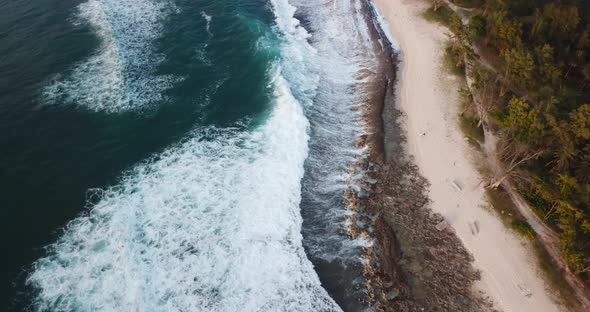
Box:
[487,139,543,188]
[574,145,590,182]
[534,44,562,88]
[556,174,578,197]
[486,10,522,50]
[544,104,590,172]
[468,15,486,39]
[497,97,546,145]
[577,24,590,51]
[546,114,576,172]
[541,3,580,40]
[553,199,590,274]
[470,65,500,127]
[564,50,585,79]
[531,8,546,39]
[569,104,590,141]
[483,0,508,13]
[488,97,547,188]
[537,178,577,222]
[447,15,475,70]
[502,47,534,91]
[582,64,590,90]
[455,0,590,280]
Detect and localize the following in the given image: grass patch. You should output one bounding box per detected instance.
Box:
[443,44,466,76]
[468,15,486,38]
[484,187,539,242]
[532,240,582,311]
[455,73,484,148]
[459,113,484,148]
[422,5,455,27]
[460,119,484,148]
[458,89,485,148]
[511,219,535,240]
[485,187,521,225]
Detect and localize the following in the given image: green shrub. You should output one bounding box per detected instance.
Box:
[511,219,535,240]
[469,16,486,38]
[444,43,466,75]
[422,5,455,27]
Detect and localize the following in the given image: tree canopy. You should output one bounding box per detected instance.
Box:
[451,0,590,278]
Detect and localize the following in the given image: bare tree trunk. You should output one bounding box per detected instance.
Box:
[488,143,544,189]
[489,174,507,189]
[544,202,558,220]
[476,83,495,127]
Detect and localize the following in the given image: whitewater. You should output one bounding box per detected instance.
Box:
[28,69,341,311]
[42,0,177,112]
[26,0,382,310]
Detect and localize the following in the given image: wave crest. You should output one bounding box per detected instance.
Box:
[28,68,340,311]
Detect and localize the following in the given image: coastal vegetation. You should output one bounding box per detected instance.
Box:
[431,0,590,293]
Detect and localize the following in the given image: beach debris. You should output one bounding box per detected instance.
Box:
[469,220,480,235]
[517,283,533,298]
[451,179,463,191]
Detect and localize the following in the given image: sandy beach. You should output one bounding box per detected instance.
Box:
[371,0,564,311]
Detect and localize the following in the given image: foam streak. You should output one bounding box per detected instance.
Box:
[43,0,176,112]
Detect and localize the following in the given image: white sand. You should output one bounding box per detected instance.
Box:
[372,0,564,311]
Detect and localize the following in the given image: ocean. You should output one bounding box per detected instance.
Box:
[0,0,387,310]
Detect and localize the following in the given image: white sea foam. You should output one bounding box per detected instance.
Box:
[283,0,380,262]
[269,0,319,108]
[28,67,340,312]
[43,0,177,112]
[28,0,345,310]
[195,45,213,66]
[28,0,386,309]
[201,11,212,35]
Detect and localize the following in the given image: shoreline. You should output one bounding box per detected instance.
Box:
[369,0,565,311]
[347,1,491,310]
[342,0,398,308]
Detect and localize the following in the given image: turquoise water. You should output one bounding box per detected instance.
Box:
[1,0,383,310]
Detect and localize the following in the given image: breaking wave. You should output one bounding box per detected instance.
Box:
[27,68,340,312]
[27,0,344,311]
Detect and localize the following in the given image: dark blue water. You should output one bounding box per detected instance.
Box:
[1,0,381,310]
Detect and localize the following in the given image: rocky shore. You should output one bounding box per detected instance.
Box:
[343,1,497,311]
